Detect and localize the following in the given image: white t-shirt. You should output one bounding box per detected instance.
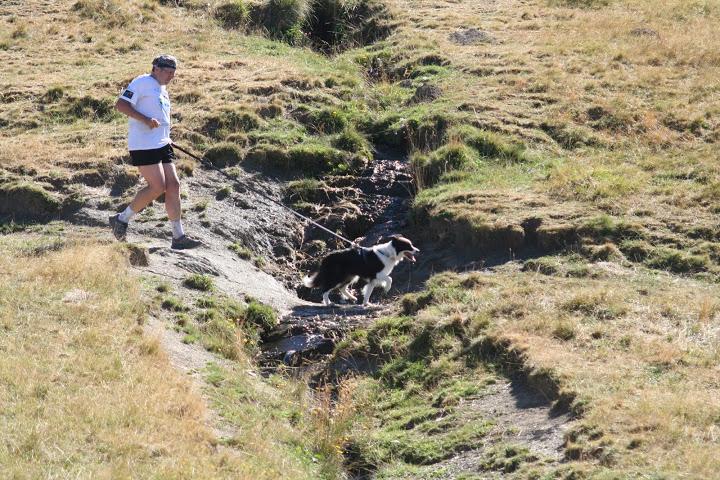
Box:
[118,74,171,151]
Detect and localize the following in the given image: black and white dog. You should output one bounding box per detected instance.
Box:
[303,235,420,306]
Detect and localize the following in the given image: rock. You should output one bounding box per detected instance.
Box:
[630,27,659,38]
[121,244,150,266]
[283,350,299,366]
[449,28,494,45]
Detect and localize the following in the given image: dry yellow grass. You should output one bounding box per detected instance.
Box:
[440,266,720,476]
[0,236,325,478]
[385,0,720,146]
[0,0,351,176]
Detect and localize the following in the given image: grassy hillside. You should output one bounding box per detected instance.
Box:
[331,0,720,478]
[1,0,719,479]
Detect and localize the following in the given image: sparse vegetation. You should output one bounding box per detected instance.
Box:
[161,296,188,312]
[341,268,720,477]
[0,240,326,478]
[229,242,253,259]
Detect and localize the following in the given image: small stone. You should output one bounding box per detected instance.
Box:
[449,28,494,45]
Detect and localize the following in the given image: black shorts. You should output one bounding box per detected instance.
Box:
[129,144,176,166]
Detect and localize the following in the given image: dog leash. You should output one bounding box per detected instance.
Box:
[171,142,358,248]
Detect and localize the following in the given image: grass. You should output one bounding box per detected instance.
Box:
[0,180,63,220]
[410,141,479,189]
[214,1,250,30]
[0,238,324,478]
[344,375,496,473]
[229,242,253,259]
[183,274,215,291]
[161,296,188,312]
[3,0,720,477]
[245,300,278,331]
[204,363,360,479]
[344,266,720,477]
[204,143,244,168]
[170,290,278,359]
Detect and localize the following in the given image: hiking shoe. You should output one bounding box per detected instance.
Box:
[171,235,202,250]
[109,214,128,241]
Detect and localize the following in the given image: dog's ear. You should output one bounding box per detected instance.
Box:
[380,234,400,243]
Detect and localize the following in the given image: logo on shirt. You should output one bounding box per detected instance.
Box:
[159,94,170,112]
[122,89,134,99]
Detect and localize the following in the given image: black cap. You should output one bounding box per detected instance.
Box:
[152,54,177,70]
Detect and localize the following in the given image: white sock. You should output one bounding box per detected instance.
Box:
[118,206,135,224]
[170,219,185,239]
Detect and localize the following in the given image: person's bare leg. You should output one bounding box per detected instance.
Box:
[129,164,166,213]
[162,163,181,221]
[162,162,200,248]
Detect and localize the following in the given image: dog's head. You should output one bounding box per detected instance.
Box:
[382,235,420,263]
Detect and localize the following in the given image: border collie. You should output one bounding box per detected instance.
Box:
[303,235,420,306]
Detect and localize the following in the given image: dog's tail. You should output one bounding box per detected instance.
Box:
[302,272,318,288]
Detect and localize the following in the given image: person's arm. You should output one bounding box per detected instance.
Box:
[115,98,160,129]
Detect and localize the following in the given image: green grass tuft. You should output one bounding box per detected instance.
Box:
[203,108,262,139]
[252,0,309,44]
[204,143,243,168]
[450,125,529,163]
[411,142,479,189]
[229,242,253,260]
[183,274,215,291]
[245,301,278,331]
[214,1,250,29]
[332,127,372,159]
[161,296,188,312]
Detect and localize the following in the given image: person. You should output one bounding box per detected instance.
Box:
[109,54,201,250]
